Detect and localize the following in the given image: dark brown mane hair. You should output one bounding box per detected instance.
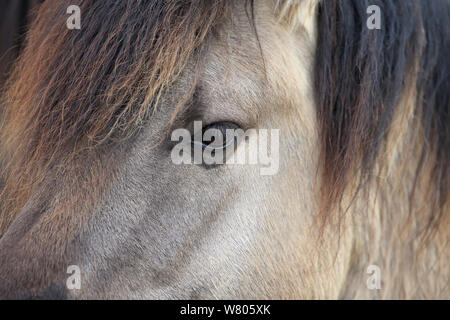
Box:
[0,0,42,90]
[315,0,449,239]
[0,0,230,234]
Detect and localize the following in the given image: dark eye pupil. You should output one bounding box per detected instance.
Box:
[199,122,239,149]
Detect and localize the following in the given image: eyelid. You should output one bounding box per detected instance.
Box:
[191,122,240,150]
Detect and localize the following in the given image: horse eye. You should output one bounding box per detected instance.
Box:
[193,122,239,150]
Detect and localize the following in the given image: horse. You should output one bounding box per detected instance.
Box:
[0,0,448,299]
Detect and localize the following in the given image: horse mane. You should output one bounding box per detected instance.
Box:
[0,0,231,233]
[0,0,448,243]
[0,0,42,90]
[314,0,449,241]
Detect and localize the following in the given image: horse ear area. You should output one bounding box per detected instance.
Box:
[274,0,320,37]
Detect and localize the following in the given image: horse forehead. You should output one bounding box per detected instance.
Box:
[195,7,310,124]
